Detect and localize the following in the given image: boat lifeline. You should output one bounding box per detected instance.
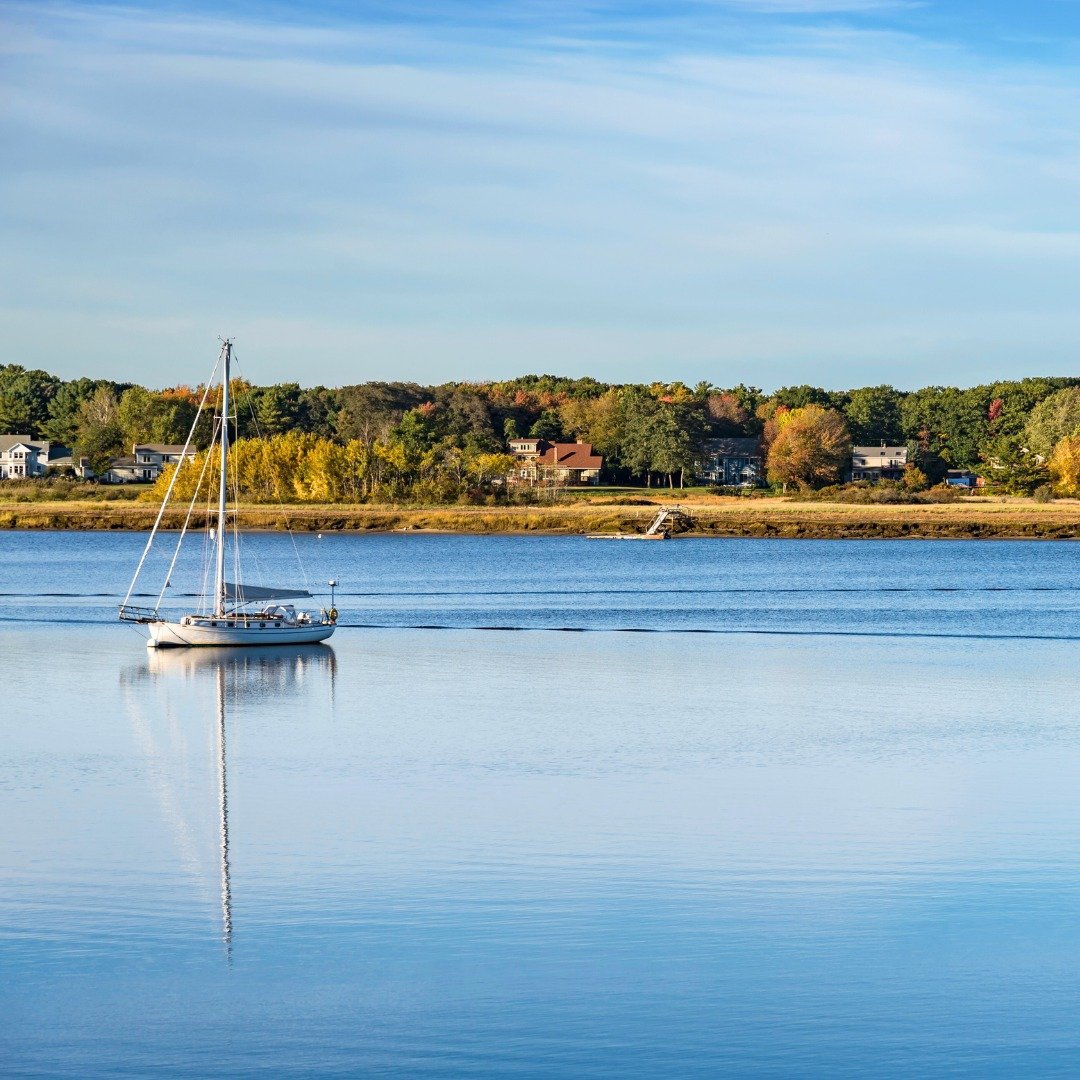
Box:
[119,340,337,648]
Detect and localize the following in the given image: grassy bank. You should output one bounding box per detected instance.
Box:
[3,494,1080,538]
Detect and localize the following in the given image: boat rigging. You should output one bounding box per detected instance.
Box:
[119,339,337,648]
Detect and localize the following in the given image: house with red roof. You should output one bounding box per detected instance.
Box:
[508,437,603,486]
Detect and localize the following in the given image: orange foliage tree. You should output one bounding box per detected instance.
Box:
[765,404,851,491]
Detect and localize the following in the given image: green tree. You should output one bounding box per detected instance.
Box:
[1024,386,1080,458]
[117,386,192,446]
[74,385,125,475]
[843,385,904,446]
[42,379,103,445]
[768,385,837,412]
[900,387,987,469]
[982,433,1049,494]
[619,391,662,484]
[0,364,61,437]
[650,406,695,488]
[529,409,562,439]
[334,382,428,446]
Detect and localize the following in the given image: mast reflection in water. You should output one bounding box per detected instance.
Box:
[123,644,338,958]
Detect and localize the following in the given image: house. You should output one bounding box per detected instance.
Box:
[850,445,908,482]
[697,437,763,487]
[0,436,49,478]
[508,437,546,458]
[0,436,91,479]
[944,469,979,490]
[508,438,603,485]
[106,443,195,483]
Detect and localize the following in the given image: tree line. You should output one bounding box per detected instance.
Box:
[5,363,1080,497]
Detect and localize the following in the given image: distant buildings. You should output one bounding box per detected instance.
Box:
[508,437,603,485]
[0,436,194,483]
[697,437,763,487]
[105,444,195,483]
[850,445,908,483]
[944,469,979,490]
[0,436,91,479]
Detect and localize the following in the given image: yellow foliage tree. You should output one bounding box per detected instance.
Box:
[1048,435,1080,497]
[149,433,373,505]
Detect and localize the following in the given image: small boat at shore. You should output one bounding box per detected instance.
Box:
[119,340,337,648]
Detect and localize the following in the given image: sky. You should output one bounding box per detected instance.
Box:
[3,0,1080,390]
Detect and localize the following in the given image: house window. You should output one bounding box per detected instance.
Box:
[142,469,153,480]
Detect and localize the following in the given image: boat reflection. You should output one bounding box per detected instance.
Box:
[144,642,337,693]
[124,644,337,959]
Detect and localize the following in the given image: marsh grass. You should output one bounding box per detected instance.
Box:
[0,479,145,503]
[3,494,1080,537]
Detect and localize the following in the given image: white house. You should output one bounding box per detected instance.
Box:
[107,443,195,483]
[850,445,908,483]
[0,435,92,479]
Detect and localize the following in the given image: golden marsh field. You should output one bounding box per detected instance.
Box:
[3,493,1080,539]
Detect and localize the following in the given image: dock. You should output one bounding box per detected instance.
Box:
[586,506,691,540]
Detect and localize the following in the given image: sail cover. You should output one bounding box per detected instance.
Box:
[224,582,312,602]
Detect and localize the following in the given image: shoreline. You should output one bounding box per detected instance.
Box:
[4,496,1080,539]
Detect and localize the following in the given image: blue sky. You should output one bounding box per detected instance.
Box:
[3,0,1080,389]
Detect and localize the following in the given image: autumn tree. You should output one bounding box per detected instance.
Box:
[766,404,851,491]
[705,392,751,436]
[1048,436,1080,498]
[558,389,623,460]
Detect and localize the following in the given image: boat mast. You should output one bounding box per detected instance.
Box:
[217,661,233,959]
[214,340,231,617]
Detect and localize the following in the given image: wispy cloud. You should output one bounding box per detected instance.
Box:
[2,1,1080,387]
[702,0,914,11]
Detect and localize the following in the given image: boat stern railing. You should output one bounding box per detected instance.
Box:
[119,604,162,624]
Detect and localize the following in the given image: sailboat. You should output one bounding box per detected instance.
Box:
[119,340,337,648]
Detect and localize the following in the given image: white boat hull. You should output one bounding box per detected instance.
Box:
[146,620,336,648]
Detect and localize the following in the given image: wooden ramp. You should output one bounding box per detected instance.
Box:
[586,506,691,540]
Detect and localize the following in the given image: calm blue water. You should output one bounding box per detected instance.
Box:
[4,533,1080,1076]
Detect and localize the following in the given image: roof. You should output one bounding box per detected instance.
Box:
[134,444,189,454]
[0,435,46,453]
[704,437,761,457]
[537,442,603,470]
[852,446,908,467]
[110,456,137,468]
